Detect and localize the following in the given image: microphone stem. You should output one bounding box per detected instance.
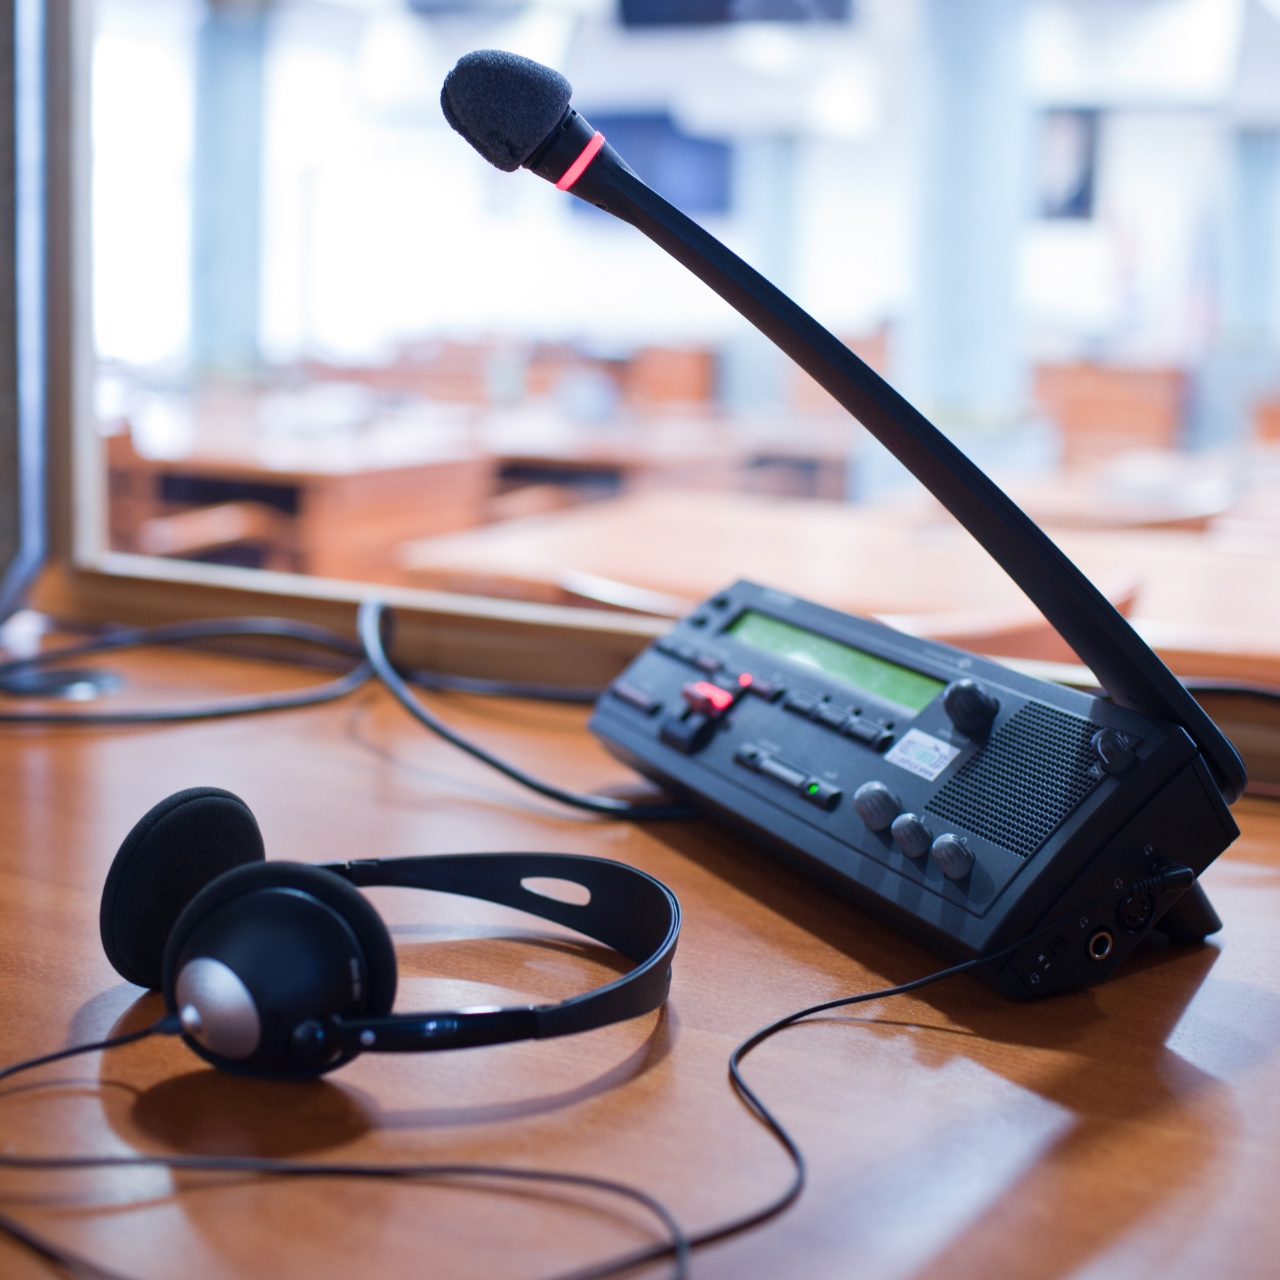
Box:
[560,144,1245,804]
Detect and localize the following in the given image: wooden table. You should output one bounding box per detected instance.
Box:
[2,644,1280,1279]
[105,395,495,584]
[396,490,1280,678]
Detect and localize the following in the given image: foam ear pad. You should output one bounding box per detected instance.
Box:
[100,788,266,989]
[161,861,398,1020]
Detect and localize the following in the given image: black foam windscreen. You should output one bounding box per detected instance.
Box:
[440,49,572,172]
[99,787,266,989]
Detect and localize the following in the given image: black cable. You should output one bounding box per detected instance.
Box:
[0,1023,689,1280]
[408,666,603,704]
[358,600,694,821]
[0,868,1198,1280]
[0,1017,179,1084]
[555,865,1197,1280]
[0,618,371,723]
[1181,677,1280,703]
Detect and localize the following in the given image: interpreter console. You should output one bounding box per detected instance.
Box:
[591,581,1237,997]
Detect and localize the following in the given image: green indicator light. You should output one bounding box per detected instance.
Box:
[807,782,820,795]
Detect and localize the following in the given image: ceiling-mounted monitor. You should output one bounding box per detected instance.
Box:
[620,0,852,28]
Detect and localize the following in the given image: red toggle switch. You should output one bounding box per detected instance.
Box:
[681,680,735,717]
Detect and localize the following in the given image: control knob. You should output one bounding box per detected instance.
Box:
[1091,727,1135,775]
[931,834,974,881]
[852,781,899,832]
[942,680,999,736]
[890,813,931,859]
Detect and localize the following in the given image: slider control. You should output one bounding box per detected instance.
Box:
[681,680,735,717]
[735,744,841,811]
[660,680,740,754]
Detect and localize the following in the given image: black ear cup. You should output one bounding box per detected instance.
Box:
[100,787,266,990]
[160,861,398,1078]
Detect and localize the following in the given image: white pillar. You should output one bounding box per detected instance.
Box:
[897,0,1031,435]
[720,136,798,415]
[1189,128,1280,448]
[191,0,267,375]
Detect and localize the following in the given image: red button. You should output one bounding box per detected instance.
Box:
[682,681,735,716]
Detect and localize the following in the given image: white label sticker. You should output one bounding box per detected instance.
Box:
[884,729,961,782]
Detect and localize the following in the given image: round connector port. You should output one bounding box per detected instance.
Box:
[1087,929,1115,961]
[1117,891,1156,933]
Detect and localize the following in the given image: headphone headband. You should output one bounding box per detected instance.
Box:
[103,787,681,1076]
[321,853,680,1053]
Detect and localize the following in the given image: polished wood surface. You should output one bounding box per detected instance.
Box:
[3,645,1280,1279]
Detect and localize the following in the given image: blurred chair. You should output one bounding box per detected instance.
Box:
[106,425,494,582]
[132,501,293,570]
[1034,362,1185,463]
[622,346,717,407]
[1256,395,1280,443]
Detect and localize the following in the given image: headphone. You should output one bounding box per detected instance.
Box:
[98,787,681,1079]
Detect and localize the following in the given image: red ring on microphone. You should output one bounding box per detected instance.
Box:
[556,131,605,191]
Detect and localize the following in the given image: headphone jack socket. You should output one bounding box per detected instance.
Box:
[1087,929,1115,961]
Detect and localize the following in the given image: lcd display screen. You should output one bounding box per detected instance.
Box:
[728,611,945,711]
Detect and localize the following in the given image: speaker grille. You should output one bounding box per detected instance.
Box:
[925,702,1102,858]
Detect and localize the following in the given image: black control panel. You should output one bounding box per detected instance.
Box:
[590,581,1239,997]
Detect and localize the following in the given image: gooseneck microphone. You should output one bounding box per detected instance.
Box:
[439,50,1246,808]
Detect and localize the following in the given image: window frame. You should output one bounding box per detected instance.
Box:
[38,0,665,684]
[0,0,47,620]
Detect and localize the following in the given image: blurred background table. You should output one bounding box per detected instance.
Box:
[396,488,1280,680]
[2,643,1280,1279]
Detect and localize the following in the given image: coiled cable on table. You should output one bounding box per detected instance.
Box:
[0,617,371,722]
[0,606,690,820]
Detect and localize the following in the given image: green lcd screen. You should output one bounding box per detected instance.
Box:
[727,611,945,712]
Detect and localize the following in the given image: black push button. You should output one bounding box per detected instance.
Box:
[610,680,660,715]
[813,703,851,730]
[655,636,712,669]
[842,717,894,750]
[660,712,714,754]
[744,675,784,701]
[783,691,818,716]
